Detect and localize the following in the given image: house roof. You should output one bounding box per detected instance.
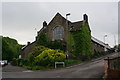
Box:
[91,36,111,49]
[21,41,36,50]
[22,13,111,50]
[70,21,84,31]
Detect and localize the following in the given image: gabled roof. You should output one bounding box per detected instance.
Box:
[48,13,91,32]
[48,12,67,26]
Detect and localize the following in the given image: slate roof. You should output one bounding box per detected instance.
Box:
[91,36,111,49]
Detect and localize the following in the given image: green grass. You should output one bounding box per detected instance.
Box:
[22,65,54,70]
[65,59,82,66]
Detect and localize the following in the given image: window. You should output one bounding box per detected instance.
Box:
[53,27,63,40]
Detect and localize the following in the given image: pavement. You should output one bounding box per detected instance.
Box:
[2,63,28,72]
[2,53,119,78]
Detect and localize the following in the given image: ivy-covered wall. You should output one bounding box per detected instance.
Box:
[68,23,92,59]
[36,32,64,51]
[36,23,92,59]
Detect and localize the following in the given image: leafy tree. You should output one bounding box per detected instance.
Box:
[1,36,23,61]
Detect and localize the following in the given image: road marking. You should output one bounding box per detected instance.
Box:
[22,70,33,72]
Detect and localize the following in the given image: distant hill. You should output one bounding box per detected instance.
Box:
[1,36,24,61]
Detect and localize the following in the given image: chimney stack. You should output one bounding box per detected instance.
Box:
[83,14,88,23]
[27,42,30,45]
[43,21,47,28]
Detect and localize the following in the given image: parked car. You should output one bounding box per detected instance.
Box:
[0,60,8,67]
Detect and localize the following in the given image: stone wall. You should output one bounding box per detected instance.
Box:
[92,41,104,54]
[45,13,68,42]
[21,42,36,59]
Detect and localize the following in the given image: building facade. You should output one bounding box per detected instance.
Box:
[22,13,111,58]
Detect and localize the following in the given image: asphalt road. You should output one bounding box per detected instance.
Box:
[2,53,119,78]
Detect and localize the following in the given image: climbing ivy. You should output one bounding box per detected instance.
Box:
[36,32,49,47]
[37,23,92,59]
[68,23,92,59]
[36,32,63,51]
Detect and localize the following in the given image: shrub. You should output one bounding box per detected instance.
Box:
[47,40,64,51]
[28,53,35,65]
[34,49,66,66]
[11,58,28,66]
[31,46,48,57]
[11,58,18,66]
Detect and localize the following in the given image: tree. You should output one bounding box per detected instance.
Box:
[1,36,23,61]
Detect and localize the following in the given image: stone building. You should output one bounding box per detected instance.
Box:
[21,13,111,58]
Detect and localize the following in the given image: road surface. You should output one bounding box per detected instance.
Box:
[2,53,119,78]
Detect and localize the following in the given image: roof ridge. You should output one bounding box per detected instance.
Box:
[92,36,105,44]
[72,20,83,23]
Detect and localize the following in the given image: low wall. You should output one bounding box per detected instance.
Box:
[104,56,120,78]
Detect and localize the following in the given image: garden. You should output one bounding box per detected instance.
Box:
[11,46,82,70]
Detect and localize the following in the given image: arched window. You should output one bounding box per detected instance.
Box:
[53,27,63,40]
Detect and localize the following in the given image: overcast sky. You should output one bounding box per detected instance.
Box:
[1,1,119,47]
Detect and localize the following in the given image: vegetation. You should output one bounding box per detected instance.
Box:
[1,36,23,61]
[11,46,66,70]
[36,32,49,47]
[47,40,63,50]
[35,49,66,66]
[65,59,82,66]
[11,58,28,66]
[68,23,92,59]
[31,46,48,57]
[36,32,64,50]
[114,45,120,52]
[36,23,92,60]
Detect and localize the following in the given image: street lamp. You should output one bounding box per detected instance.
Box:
[104,35,107,44]
[114,35,116,46]
[66,13,70,55]
[104,35,107,51]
